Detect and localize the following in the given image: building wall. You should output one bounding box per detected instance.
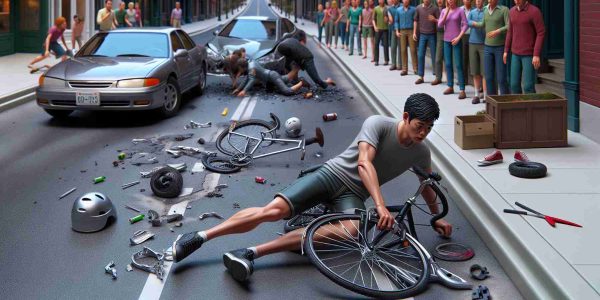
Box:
[580,0,600,109]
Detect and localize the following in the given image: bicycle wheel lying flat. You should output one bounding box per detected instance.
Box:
[201,155,241,174]
[216,119,274,156]
[283,204,328,233]
[303,214,430,299]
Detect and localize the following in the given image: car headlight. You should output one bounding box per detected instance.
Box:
[39,76,65,88]
[117,78,160,88]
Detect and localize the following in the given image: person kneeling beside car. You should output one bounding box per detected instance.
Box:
[231,59,309,97]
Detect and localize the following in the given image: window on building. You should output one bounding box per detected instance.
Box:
[20,0,39,31]
[0,0,10,33]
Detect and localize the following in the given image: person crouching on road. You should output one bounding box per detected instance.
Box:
[29,17,71,69]
[170,93,453,283]
[231,59,308,97]
[276,30,336,89]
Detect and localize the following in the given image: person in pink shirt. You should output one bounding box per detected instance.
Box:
[135,2,143,27]
[29,17,70,69]
[438,0,467,99]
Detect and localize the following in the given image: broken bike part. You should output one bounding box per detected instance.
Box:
[126,264,133,272]
[199,212,224,220]
[432,242,475,261]
[184,120,212,129]
[132,139,149,144]
[130,230,155,245]
[130,153,158,166]
[472,285,491,300]
[147,209,161,226]
[105,261,117,279]
[140,163,187,178]
[125,205,141,213]
[131,247,165,280]
[72,192,116,233]
[150,167,184,198]
[59,187,77,199]
[166,149,182,158]
[165,213,183,223]
[122,181,140,189]
[470,264,490,281]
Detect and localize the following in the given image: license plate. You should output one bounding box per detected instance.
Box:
[76,92,100,106]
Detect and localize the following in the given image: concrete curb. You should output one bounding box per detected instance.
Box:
[0,4,250,114]
[313,35,573,300]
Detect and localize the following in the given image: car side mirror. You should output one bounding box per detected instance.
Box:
[213,30,219,36]
[174,48,188,58]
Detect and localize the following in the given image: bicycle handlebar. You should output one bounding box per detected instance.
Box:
[411,166,448,228]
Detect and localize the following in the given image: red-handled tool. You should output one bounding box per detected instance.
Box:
[503,202,583,228]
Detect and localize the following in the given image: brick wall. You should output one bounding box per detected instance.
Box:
[580,0,600,108]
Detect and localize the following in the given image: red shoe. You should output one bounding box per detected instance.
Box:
[478,150,503,166]
[514,150,530,162]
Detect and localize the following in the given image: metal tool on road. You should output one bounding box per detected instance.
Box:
[130,230,155,245]
[125,205,141,213]
[470,264,490,280]
[198,212,224,220]
[105,261,117,279]
[504,202,582,228]
[122,181,140,190]
[131,247,165,280]
[59,187,77,199]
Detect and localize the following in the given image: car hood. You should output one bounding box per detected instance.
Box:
[209,37,276,59]
[46,57,167,81]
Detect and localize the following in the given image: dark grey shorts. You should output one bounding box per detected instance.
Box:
[276,167,365,220]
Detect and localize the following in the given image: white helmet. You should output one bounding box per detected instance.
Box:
[71,192,117,233]
[285,117,302,138]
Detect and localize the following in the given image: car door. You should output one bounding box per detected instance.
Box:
[170,31,193,90]
[177,30,201,84]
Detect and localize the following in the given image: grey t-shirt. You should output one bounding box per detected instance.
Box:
[324,115,431,200]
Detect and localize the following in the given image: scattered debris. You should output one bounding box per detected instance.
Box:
[122,181,141,190]
[276,232,284,236]
[303,91,314,99]
[255,176,267,184]
[59,187,77,199]
[80,169,87,173]
[472,285,491,300]
[322,113,338,122]
[33,201,37,204]
[184,120,212,129]
[132,138,149,144]
[126,264,133,272]
[147,210,162,226]
[129,214,145,224]
[233,202,241,209]
[221,107,229,116]
[105,261,118,279]
[130,230,156,245]
[118,152,126,160]
[197,138,205,145]
[270,183,276,186]
[93,176,106,184]
[170,227,175,232]
[199,212,224,220]
[140,189,146,192]
[215,184,228,190]
[130,153,158,166]
[192,162,205,173]
[125,205,142,213]
[314,152,323,158]
[150,167,184,198]
[175,222,183,227]
[112,161,120,167]
[140,163,187,178]
[433,242,475,261]
[165,214,183,223]
[166,149,182,158]
[186,205,192,209]
[178,187,193,197]
[470,264,490,281]
[131,247,166,280]
[95,161,98,166]
[206,191,223,198]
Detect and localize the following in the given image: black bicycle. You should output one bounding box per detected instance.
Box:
[298,166,471,299]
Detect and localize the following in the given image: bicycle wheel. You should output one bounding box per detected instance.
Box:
[216,120,275,156]
[303,214,430,299]
[283,204,328,233]
[201,155,241,174]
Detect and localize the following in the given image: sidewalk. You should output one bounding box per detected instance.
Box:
[0,4,249,110]
[269,3,600,300]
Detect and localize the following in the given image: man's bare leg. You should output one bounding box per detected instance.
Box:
[204,197,291,240]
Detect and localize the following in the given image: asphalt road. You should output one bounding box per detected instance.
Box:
[0,0,523,299]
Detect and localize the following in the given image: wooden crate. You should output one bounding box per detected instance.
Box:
[485,93,568,149]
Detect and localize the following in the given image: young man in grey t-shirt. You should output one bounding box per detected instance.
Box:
[171,93,453,282]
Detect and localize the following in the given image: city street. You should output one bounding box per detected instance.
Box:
[0,0,524,299]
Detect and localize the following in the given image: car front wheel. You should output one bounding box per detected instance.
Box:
[44,109,73,118]
[196,62,207,96]
[158,77,181,118]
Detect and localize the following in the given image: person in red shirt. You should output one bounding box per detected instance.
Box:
[503,0,545,94]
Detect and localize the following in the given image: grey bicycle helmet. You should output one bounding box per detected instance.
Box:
[71,192,117,233]
[284,117,302,138]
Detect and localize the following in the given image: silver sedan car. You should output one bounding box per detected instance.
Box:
[36,28,207,118]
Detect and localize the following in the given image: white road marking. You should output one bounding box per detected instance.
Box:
[192,162,205,173]
[138,74,260,300]
[178,188,194,197]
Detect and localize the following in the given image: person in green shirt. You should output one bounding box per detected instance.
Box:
[372,0,390,66]
[115,2,127,28]
[346,0,363,56]
[471,0,510,95]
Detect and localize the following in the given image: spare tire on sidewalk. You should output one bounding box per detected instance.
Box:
[509,162,547,179]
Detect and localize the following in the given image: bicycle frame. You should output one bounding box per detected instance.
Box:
[226,127,306,160]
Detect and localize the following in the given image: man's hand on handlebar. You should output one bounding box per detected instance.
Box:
[375,205,394,231]
[434,219,452,238]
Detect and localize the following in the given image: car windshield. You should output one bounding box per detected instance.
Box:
[77,32,169,58]
[219,19,276,40]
